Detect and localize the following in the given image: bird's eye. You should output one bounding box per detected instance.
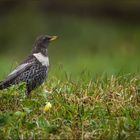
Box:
[42,37,48,43]
[43,37,47,41]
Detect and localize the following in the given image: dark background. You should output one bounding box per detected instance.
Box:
[0,0,140,79]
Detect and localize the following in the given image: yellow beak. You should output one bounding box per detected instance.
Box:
[50,36,58,41]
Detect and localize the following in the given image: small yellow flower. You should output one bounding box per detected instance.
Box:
[43,102,52,113]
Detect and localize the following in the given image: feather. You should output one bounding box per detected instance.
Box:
[0,62,33,89]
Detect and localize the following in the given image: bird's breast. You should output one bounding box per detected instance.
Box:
[33,53,49,67]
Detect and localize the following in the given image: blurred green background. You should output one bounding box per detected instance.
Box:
[0,0,140,79]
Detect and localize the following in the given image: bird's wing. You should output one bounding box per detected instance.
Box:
[0,62,33,86]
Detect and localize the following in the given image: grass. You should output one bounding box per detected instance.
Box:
[0,7,140,139]
[0,72,140,139]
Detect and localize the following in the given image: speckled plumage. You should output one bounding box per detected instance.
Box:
[0,35,57,94]
[15,60,48,94]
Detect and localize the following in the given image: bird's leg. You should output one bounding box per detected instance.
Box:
[25,85,31,95]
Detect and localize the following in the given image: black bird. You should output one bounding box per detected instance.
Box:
[0,35,57,94]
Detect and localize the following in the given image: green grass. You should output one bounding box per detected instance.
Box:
[0,73,140,139]
[0,7,140,139]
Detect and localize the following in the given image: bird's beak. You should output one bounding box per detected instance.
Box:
[50,36,58,41]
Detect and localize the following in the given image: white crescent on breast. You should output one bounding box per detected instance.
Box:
[33,53,49,67]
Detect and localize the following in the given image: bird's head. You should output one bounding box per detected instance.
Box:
[32,35,57,56]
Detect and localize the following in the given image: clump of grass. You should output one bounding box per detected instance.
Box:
[0,73,139,139]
